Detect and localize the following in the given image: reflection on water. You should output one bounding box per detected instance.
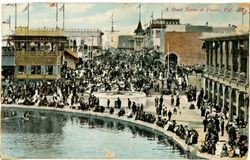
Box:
[2,107,189,159]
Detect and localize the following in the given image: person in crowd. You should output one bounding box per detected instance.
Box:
[176,95,180,107]
[220,143,228,157]
[107,98,110,109]
[167,110,172,121]
[220,117,225,136]
[128,98,131,109]
[171,95,174,106]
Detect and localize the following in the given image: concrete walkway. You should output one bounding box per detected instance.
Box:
[144,94,230,158]
[2,93,247,159]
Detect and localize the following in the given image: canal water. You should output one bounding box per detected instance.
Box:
[1,107,189,159]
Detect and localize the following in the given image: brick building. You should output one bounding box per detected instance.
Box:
[164,32,204,66]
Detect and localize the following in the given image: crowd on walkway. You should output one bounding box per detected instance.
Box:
[1,49,248,159]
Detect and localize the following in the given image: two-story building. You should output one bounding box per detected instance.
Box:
[11,27,77,80]
[201,32,249,122]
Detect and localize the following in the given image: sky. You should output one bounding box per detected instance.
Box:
[1,1,250,38]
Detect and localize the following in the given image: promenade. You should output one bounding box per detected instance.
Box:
[3,91,246,160]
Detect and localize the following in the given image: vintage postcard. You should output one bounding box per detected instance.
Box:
[1,1,249,159]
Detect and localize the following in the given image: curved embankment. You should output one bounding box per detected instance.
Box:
[2,104,215,159]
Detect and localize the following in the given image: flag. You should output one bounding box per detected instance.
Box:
[2,19,10,24]
[236,7,244,12]
[137,3,141,9]
[243,10,248,15]
[22,3,29,12]
[48,2,57,7]
[59,4,64,11]
[6,3,15,6]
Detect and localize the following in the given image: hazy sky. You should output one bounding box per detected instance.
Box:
[1,2,249,36]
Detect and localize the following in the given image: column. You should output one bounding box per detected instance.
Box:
[214,41,218,73]
[208,42,211,72]
[210,42,214,72]
[207,79,211,100]
[247,40,249,83]
[26,66,31,74]
[53,66,58,74]
[222,85,226,110]
[41,66,46,74]
[235,90,240,118]
[217,82,220,105]
[205,41,209,71]
[211,81,215,100]
[224,41,228,77]
[228,87,232,121]
[218,41,223,74]
[237,41,243,81]
[229,41,234,79]
[244,95,249,122]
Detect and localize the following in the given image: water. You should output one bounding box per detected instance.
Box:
[1,107,188,159]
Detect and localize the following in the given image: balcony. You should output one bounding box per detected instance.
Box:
[15,27,64,37]
[232,72,238,81]
[15,51,61,65]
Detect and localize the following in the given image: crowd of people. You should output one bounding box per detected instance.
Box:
[1,48,248,158]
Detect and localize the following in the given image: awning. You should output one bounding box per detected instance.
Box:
[64,49,78,59]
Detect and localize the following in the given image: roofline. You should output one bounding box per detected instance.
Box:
[200,32,249,40]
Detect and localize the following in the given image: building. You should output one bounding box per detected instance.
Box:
[164,32,204,66]
[11,27,77,80]
[106,31,119,49]
[201,32,249,122]
[144,18,236,52]
[63,28,104,59]
[117,35,134,49]
[134,20,144,50]
[1,46,15,79]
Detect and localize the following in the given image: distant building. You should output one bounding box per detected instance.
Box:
[106,31,119,49]
[144,18,236,52]
[63,28,104,59]
[11,27,78,80]
[201,32,249,122]
[134,21,144,50]
[2,46,15,79]
[117,35,134,49]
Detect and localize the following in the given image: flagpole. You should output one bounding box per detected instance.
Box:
[56,3,58,29]
[27,3,29,29]
[63,4,65,30]
[242,9,244,26]
[139,4,141,22]
[15,4,17,28]
[9,15,11,38]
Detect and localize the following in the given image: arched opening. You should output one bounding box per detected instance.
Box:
[165,53,178,67]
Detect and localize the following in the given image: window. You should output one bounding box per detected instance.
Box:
[156,30,160,38]
[18,66,25,74]
[31,66,41,74]
[46,66,53,75]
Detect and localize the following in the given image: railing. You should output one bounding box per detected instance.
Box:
[209,66,214,73]
[214,67,219,74]
[224,70,230,78]
[15,51,61,65]
[232,72,238,80]
[238,72,247,83]
[15,27,64,36]
[15,73,60,79]
[220,68,225,75]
